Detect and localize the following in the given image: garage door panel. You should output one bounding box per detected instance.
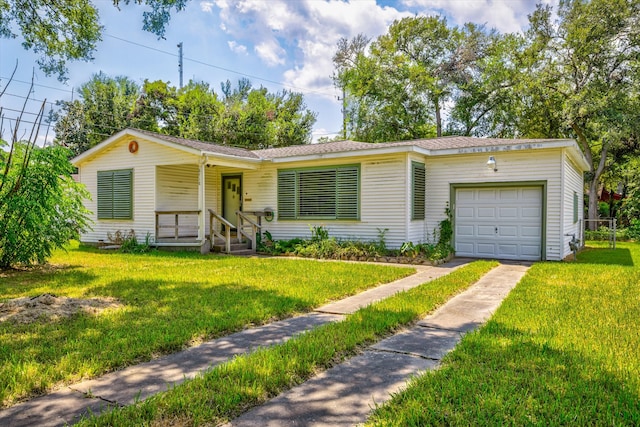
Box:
[478,207,496,218]
[521,225,541,237]
[499,189,518,200]
[476,243,496,256]
[457,225,474,237]
[457,207,474,218]
[456,242,474,254]
[499,207,518,218]
[455,186,542,261]
[499,226,518,237]
[522,188,541,200]
[457,190,475,201]
[477,225,495,236]
[522,207,541,218]
[497,244,518,257]
[478,190,496,200]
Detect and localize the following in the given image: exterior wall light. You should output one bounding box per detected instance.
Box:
[487,156,497,172]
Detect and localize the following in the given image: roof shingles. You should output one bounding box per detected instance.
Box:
[130,128,571,161]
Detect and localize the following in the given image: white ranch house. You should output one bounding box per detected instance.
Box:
[72,128,589,261]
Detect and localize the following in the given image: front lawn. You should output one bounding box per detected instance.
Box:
[367,241,640,425]
[0,243,413,407]
[78,260,498,426]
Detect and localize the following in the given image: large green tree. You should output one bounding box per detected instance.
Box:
[53,73,140,156]
[334,17,499,141]
[0,0,187,80]
[54,75,317,153]
[517,0,640,227]
[0,89,90,268]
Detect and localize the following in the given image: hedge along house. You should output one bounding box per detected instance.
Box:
[72,128,589,261]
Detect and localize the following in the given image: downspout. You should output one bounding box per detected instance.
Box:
[198,155,207,243]
[560,148,566,259]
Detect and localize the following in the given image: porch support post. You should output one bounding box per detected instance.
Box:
[198,157,206,241]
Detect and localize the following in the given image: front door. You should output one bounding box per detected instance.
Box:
[223,175,242,227]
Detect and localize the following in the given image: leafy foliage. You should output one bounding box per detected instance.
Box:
[1,0,189,80]
[0,141,90,268]
[54,75,317,155]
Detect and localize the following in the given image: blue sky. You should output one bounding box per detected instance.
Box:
[0,0,556,145]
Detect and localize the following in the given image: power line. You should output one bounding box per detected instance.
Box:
[104,33,335,97]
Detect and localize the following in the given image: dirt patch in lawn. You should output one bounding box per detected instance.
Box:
[0,294,122,324]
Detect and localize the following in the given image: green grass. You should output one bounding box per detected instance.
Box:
[0,242,413,407]
[75,260,497,426]
[367,241,640,426]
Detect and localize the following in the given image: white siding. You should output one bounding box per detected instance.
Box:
[242,154,410,248]
[425,149,564,261]
[562,150,585,259]
[77,136,201,243]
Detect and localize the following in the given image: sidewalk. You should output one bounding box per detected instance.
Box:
[0,259,526,427]
[226,262,530,427]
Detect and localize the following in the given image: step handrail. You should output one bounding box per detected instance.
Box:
[236,210,261,250]
[209,209,235,253]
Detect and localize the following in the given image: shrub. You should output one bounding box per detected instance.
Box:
[0,142,91,269]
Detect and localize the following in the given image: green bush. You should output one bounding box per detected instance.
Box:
[0,142,90,268]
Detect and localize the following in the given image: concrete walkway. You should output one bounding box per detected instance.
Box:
[0,259,526,427]
[226,262,530,427]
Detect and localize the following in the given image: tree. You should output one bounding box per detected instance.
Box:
[518,0,640,228]
[0,84,90,269]
[53,73,140,156]
[334,17,499,141]
[1,0,187,80]
[54,75,317,152]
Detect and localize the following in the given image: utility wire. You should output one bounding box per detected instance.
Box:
[104,33,335,97]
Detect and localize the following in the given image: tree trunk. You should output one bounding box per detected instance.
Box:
[588,178,600,231]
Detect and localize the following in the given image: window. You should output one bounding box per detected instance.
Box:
[573,191,578,224]
[278,165,359,220]
[412,161,426,220]
[97,169,133,219]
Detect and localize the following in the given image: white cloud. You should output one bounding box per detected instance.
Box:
[211,0,410,97]
[228,40,248,55]
[402,0,559,33]
[200,1,215,13]
[255,40,287,66]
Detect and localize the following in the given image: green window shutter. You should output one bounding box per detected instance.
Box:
[298,169,337,218]
[573,191,578,224]
[97,171,114,219]
[97,169,132,220]
[277,170,296,219]
[336,166,359,219]
[412,162,426,220]
[277,165,360,220]
[112,170,133,219]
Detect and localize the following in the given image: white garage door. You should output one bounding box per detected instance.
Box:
[455,186,542,261]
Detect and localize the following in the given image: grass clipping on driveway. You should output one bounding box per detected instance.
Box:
[368,242,640,426]
[0,243,412,408]
[77,260,498,426]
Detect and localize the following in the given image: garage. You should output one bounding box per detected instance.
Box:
[454,186,543,261]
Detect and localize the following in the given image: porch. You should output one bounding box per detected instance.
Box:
[154,209,273,254]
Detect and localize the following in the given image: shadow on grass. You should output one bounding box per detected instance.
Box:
[0,278,310,406]
[0,267,98,297]
[373,321,640,425]
[577,247,634,266]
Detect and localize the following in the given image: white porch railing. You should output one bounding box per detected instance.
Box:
[155,210,200,241]
[236,210,261,250]
[209,209,236,253]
